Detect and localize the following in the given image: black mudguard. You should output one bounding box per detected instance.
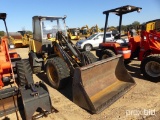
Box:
[29,51,43,67]
[20,82,52,120]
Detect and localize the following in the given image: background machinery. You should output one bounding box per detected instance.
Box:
[96,5,160,81]
[29,15,135,114]
[67,27,80,40]
[0,13,52,120]
[8,30,30,48]
[96,5,142,60]
[79,25,90,39]
[89,24,102,35]
[145,19,160,32]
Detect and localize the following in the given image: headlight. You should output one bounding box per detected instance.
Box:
[76,42,82,46]
[9,44,15,49]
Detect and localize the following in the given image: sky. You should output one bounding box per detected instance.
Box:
[0,0,160,32]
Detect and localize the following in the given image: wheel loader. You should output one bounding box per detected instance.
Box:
[0,13,53,120]
[29,15,135,114]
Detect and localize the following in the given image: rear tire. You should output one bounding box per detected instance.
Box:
[16,59,33,86]
[45,57,70,89]
[140,56,160,81]
[100,49,116,60]
[84,44,92,51]
[82,51,97,63]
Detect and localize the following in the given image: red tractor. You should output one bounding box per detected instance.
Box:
[96,5,160,81]
[140,30,160,81]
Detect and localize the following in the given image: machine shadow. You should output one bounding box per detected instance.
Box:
[35,72,73,101]
[125,63,144,80]
[2,117,10,120]
[125,62,160,83]
[17,96,26,120]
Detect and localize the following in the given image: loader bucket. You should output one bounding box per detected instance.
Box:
[73,55,135,114]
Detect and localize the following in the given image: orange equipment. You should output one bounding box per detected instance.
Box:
[96,5,142,61]
[96,5,160,81]
[140,30,160,81]
[0,37,18,88]
[0,13,52,120]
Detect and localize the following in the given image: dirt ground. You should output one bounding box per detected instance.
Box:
[1,43,160,120]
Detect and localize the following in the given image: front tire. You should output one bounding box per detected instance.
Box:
[100,49,116,60]
[45,57,70,89]
[16,59,33,86]
[140,56,160,81]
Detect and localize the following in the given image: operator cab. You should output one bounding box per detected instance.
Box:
[32,15,67,42]
[32,15,67,53]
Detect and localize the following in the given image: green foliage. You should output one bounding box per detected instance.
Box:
[0,31,5,37]
[114,21,141,31]
[131,21,140,26]
[26,31,33,35]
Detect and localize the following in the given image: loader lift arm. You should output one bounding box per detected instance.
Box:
[54,31,94,75]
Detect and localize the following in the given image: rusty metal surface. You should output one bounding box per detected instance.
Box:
[73,55,136,113]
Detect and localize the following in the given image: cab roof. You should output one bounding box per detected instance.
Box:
[103,5,142,16]
[32,15,66,20]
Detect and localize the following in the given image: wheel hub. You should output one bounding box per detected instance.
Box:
[102,54,109,59]
[48,65,58,83]
[85,45,91,51]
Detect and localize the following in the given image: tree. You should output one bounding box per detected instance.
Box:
[26,31,33,35]
[0,31,5,36]
[109,26,116,30]
[116,25,127,31]
[131,21,140,29]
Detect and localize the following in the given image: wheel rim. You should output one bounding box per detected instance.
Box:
[102,54,110,59]
[145,61,160,77]
[47,64,59,86]
[85,45,91,51]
